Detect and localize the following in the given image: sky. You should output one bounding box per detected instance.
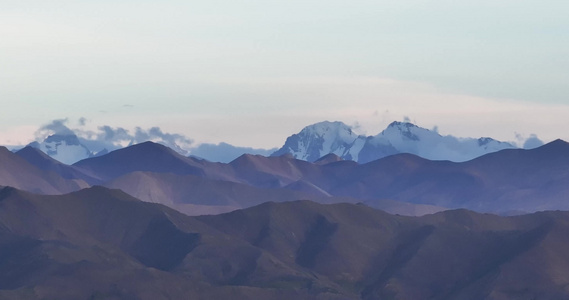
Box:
[1,0,568,149]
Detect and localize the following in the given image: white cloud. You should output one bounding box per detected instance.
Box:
[523,134,544,149]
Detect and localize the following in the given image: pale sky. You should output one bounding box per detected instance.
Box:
[1,0,568,148]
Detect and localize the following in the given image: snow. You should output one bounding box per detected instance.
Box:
[288,121,361,161]
[41,142,90,165]
[28,120,517,165]
[345,137,366,161]
[32,134,92,164]
[273,121,517,163]
[368,122,514,162]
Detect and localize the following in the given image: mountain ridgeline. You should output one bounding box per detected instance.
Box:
[27,120,516,164]
[1,187,569,299]
[0,138,567,215]
[1,124,569,299]
[271,121,515,163]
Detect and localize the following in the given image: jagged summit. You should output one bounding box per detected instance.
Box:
[29,134,92,165]
[12,119,525,166]
[301,120,355,135]
[478,137,495,146]
[377,121,431,142]
[387,120,419,128]
[272,120,516,163]
[271,121,365,162]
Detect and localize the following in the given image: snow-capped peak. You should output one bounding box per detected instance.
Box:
[301,121,353,136]
[387,121,418,129]
[300,121,359,147]
[380,121,436,142]
[29,134,92,165]
[273,120,517,163]
[271,121,366,162]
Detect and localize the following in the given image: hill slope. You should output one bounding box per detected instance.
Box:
[0,146,88,194]
[1,187,568,299]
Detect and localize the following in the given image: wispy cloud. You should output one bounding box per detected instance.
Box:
[515,132,545,149]
[78,117,87,126]
[134,126,193,153]
[35,119,75,138]
[34,119,194,155]
[523,134,544,149]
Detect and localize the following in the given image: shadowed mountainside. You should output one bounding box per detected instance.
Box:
[15,146,99,185]
[102,171,444,216]
[10,139,569,215]
[325,139,569,213]
[0,146,87,194]
[0,186,347,299]
[1,186,569,299]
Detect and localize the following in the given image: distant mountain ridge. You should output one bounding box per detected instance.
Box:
[22,120,517,164]
[271,121,366,162]
[3,138,569,216]
[28,134,94,165]
[272,121,516,163]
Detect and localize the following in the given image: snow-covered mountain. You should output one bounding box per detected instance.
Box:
[28,134,93,165]
[27,133,276,165]
[271,121,367,162]
[24,120,516,165]
[272,121,516,163]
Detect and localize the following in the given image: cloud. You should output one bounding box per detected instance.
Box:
[97,125,132,143]
[349,121,365,135]
[523,134,544,149]
[133,127,150,142]
[85,125,194,154]
[134,127,193,154]
[78,117,87,126]
[148,127,193,145]
[403,116,411,123]
[35,119,74,138]
[34,118,195,155]
[514,132,544,149]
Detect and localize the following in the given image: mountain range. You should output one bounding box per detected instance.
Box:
[25,120,520,164]
[0,138,567,215]
[1,186,569,299]
[1,121,569,299]
[272,121,516,163]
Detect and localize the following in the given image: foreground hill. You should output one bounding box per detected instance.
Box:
[200,200,569,299]
[0,187,345,299]
[1,186,569,299]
